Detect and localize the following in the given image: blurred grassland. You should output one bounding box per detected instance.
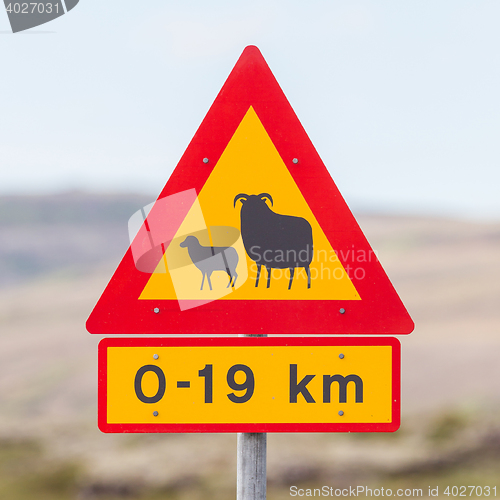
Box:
[0,192,499,499]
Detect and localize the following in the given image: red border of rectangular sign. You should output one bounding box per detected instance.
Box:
[98,337,400,433]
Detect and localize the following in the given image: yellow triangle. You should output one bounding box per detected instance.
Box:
[140,107,360,301]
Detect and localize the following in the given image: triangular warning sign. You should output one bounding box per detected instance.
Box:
[86,46,414,335]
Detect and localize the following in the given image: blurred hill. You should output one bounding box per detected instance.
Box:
[0,192,499,500]
[0,192,152,288]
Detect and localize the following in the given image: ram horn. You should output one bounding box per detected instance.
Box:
[234,193,249,207]
[258,193,273,206]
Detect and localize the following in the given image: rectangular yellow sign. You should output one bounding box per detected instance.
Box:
[98,337,400,433]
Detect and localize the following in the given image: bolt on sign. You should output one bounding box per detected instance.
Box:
[86,46,414,336]
[98,337,401,433]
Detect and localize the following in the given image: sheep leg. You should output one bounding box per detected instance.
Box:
[288,267,295,290]
[306,265,311,289]
[255,265,262,287]
[207,273,213,291]
[266,267,272,288]
[225,271,236,288]
[226,271,238,288]
[200,273,206,291]
[222,251,233,288]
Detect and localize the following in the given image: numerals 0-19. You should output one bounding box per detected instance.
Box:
[134,364,256,404]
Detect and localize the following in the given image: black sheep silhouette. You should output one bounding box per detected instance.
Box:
[180,235,239,291]
[234,193,313,289]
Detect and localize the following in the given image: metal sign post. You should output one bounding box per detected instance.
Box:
[237,333,267,500]
[237,432,267,500]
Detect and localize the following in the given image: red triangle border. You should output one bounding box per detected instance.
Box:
[87,46,414,335]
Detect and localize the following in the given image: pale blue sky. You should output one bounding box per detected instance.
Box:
[1,1,499,219]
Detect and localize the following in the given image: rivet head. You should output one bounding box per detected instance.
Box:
[203,157,209,164]
[338,411,344,416]
[153,307,160,314]
[339,353,345,359]
[153,411,159,417]
[339,308,346,314]
[292,158,299,164]
[153,354,159,360]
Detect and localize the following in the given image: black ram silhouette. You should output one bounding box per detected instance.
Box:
[234,193,313,289]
